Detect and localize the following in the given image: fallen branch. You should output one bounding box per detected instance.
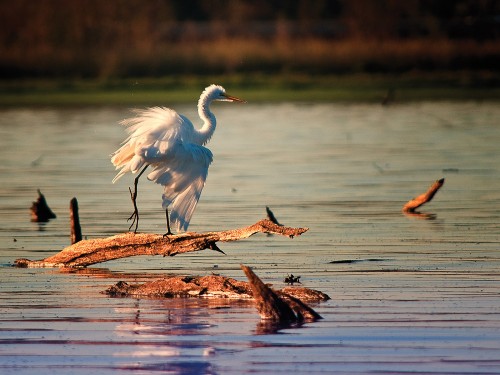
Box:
[403,178,445,213]
[241,265,323,325]
[104,274,253,299]
[103,264,328,332]
[14,219,308,268]
[104,272,329,302]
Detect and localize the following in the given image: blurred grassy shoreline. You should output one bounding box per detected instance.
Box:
[1,73,499,107]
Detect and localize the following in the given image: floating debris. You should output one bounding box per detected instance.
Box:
[284,274,301,285]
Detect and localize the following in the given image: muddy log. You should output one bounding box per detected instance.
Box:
[14,219,308,268]
[403,178,445,213]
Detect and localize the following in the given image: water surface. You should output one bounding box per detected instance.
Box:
[1,101,499,374]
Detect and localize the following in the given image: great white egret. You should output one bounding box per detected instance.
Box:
[111,84,245,235]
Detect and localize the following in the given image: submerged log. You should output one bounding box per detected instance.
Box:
[105,274,252,299]
[403,178,445,213]
[104,267,328,333]
[14,219,308,268]
[104,272,329,302]
[103,265,328,329]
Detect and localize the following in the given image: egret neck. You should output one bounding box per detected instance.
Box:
[196,89,218,146]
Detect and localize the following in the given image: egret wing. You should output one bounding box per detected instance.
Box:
[111,107,186,182]
[146,142,213,232]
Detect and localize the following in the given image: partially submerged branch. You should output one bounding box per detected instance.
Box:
[104,271,329,303]
[14,219,308,268]
[266,206,282,226]
[70,197,82,244]
[30,189,56,222]
[104,264,328,332]
[241,264,323,325]
[403,178,445,213]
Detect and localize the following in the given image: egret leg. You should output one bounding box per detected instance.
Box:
[127,165,148,233]
[163,209,173,237]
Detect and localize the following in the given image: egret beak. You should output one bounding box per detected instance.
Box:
[224,94,246,103]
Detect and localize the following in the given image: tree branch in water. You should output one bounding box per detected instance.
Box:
[14,219,308,268]
[403,178,445,213]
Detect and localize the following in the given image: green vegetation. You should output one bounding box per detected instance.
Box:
[1,73,498,106]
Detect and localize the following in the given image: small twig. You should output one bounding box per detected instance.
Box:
[403,178,445,213]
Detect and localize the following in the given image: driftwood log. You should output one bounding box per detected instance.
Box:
[104,264,328,330]
[14,219,308,268]
[403,178,445,213]
[104,268,329,304]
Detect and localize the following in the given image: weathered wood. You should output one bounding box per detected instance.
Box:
[241,264,324,324]
[104,275,252,299]
[70,197,82,244]
[241,264,298,323]
[104,273,329,302]
[14,219,308,268]
[403,178,445,212]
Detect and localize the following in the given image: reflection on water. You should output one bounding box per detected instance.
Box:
[0,102,499,374]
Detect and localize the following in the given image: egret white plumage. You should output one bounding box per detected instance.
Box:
[111,84,245,235]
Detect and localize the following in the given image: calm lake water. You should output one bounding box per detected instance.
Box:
[0,101,499,374]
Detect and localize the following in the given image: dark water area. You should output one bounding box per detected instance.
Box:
[0,102,499,374]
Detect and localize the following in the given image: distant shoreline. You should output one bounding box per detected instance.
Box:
[1,73,499,106]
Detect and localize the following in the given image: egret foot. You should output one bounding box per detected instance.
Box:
[126,165,148,234]
[127,197,139,233]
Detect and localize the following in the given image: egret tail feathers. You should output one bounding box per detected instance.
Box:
[162,176,205,232]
